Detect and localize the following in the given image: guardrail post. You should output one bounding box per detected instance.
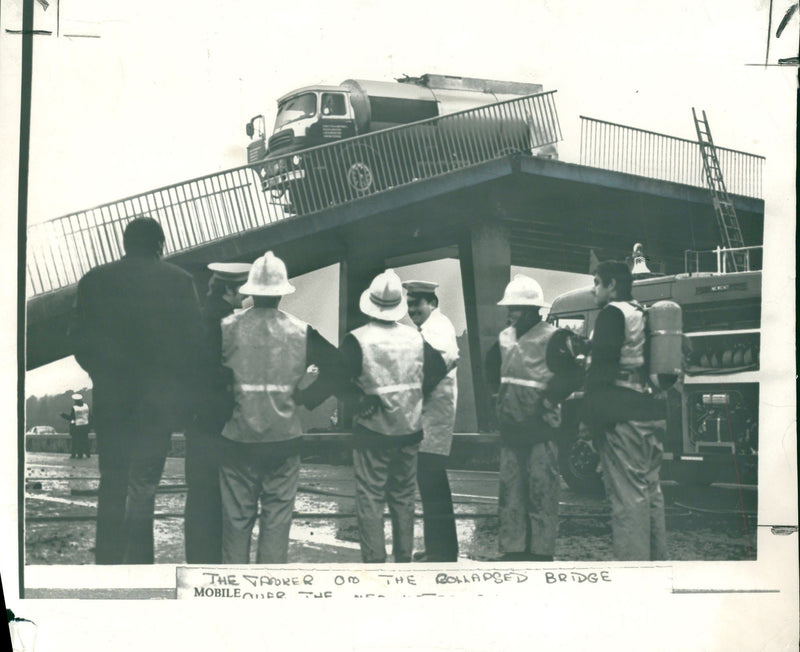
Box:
[459,219,511,432]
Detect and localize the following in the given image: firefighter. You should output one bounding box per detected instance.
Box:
[217,251,338,564]
[584,260,667,560]
[184,261,251,564]
[485,274,576,562]
[340,270,447,563]
[403,280,459,563]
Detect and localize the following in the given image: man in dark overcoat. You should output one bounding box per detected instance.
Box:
[70,217,202,564]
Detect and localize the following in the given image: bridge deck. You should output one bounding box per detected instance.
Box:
[26,153,763,369]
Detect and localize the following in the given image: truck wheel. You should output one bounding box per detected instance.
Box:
[342,146,377,195]
[558,436,604,495]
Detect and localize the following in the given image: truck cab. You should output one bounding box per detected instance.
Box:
[246,85,356,165]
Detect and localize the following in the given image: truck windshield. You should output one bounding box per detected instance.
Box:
[274,93,317,130]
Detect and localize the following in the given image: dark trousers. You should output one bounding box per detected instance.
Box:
[74,425,91,457]
[95,429,170,564]
[184,429,222,564]
[417,452,458,561]
[69,426,78,457]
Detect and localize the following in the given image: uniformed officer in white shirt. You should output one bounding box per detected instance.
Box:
[403,280,460,562]
[61,393,91,459]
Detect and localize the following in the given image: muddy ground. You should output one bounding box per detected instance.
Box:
[24,453,757,566]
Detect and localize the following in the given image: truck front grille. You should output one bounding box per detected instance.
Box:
[268,130,294,152]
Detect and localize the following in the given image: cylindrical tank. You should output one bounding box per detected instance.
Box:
[341,79,440,134]
[647,300,683,390]
[340,77,540,135]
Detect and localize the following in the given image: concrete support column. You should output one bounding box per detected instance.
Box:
[459,221,511,432]
[338,253,387,339]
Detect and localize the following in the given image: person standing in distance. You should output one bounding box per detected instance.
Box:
[485,274,574,562]
[340,270,447,563]
[217,251,339,564]
[60,393,91,459]
[70,217,203,564]
[584,260,667,560]
[403,280,459,563]
[184,262,251,564]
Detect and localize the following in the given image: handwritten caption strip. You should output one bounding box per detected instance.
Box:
[177,566,672,600]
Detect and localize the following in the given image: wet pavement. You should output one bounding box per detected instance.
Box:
[24,452,758,565]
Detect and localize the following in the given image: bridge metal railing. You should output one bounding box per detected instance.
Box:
[26,91,562,297]
[26,167,279,297]
[579,116,764,200]
[684,245,763,275]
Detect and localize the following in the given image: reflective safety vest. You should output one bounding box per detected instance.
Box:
[73,404,90,426]
[221,307,308,443]
[608,300,646,392]
[418,309,459,455]
[497,320,557,425]
[351,321,424,436]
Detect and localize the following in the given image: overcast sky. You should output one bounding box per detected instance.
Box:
[6,0,795,221]
[9,0,797,398]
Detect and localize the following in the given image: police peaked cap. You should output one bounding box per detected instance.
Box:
[402,280,439,296]
[207,262,252,283]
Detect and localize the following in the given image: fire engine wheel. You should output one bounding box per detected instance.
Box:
[342,147,377,194]
[558,436,604,495]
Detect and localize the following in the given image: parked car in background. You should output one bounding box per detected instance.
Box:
[26,426,58,436]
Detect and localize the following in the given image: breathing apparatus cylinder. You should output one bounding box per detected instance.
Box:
[647,300,683,390]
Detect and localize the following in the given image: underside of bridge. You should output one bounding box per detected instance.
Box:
[27,155,764,427]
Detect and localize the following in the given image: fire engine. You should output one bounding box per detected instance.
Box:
[548,245,761,492]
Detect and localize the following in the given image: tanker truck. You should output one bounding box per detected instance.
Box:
[245,74,559,214]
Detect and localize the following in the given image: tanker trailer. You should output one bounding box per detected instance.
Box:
[245,74,557,214]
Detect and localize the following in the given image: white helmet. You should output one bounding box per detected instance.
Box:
[359,269,407,322]
[238,251,296,296]
[497,274,549,307]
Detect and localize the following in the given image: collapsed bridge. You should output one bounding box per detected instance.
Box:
[25,94,764,428]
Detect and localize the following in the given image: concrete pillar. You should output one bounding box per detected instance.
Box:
[337,253,387,339]
[459,221,511,432]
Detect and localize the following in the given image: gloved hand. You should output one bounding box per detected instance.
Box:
[540,396,562,429]
[357,394,382,419]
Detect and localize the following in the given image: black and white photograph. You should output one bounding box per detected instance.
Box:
[2,0,797,650]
